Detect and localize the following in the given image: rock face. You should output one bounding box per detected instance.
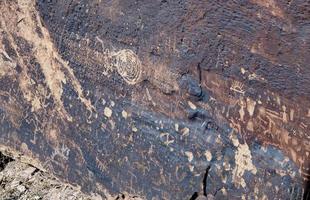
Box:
[0,151,142,200]
[0,0,309,199]
[0,152,96,200]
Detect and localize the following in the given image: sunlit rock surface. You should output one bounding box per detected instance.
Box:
[0,0,309,199]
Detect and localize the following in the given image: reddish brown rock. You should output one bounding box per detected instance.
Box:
[0,0,309,199]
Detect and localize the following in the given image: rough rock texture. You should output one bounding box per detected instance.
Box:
[0,152,143,200]
[0,152,98,200]
[0,0,309,199]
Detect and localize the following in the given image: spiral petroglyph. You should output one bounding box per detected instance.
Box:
[47,26,180,91]
[46,26,143,85]
[112,49,142,85]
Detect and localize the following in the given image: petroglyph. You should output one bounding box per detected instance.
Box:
[251,0,285,18]
[0,0,308,199]
[185,151,193,162]
[204,150,212,162]
[0,49,16,78]
[59,32,143,85]
[230,135,257,188]
[113,49,142,85]
[104,107,113,118]
[230,80,245,95]
[160,132,175,146]
[0,0,94,120]
[50,27,179,93]
[201,71,310,181]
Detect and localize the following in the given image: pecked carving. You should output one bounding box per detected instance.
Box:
[112,49,142,85]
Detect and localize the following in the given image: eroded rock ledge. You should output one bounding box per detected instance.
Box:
[0,151,96,200]
[0,151,142,200]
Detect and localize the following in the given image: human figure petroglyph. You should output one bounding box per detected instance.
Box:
[200,71,310,182]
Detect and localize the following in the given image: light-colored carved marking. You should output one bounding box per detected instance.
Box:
[121,110,128,119]
[229,132,240,147]
[175,166,186,182]
[232,139,257,188]
[282,105,288,123]
[188,165,194,172]
[230,80,245,95]
[0,49,16,78]
[160,132,174,146]
[51,144,70,160]
[174,123,179,132]
[0,0,95,120]
[204,150,212,161]
[251,0,285,18]
[248,73,266,82]
[246,98,256,117]
[188,101,197,110]
[108,120,115,130]
[113,49,142,85]
[276,96,281,106]
[246,120,254,132]
[263,116,276,136]
[290,109,295,121]
[239,100,245,121]
[265,109,282,120]
[96,157,107,172]
[300,122,307,129]
[104,107,112,118]
[132,125,138,132]
[185,151,193,162]
[180,127,190,137]
[240,67,246,74]
[62,29,181,93]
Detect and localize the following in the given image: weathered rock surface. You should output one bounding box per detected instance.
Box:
[0,152,97,200]
[0,152,143,200]
[0,0,309,199]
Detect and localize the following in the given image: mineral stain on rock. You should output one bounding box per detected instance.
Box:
[0,0,309,199]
